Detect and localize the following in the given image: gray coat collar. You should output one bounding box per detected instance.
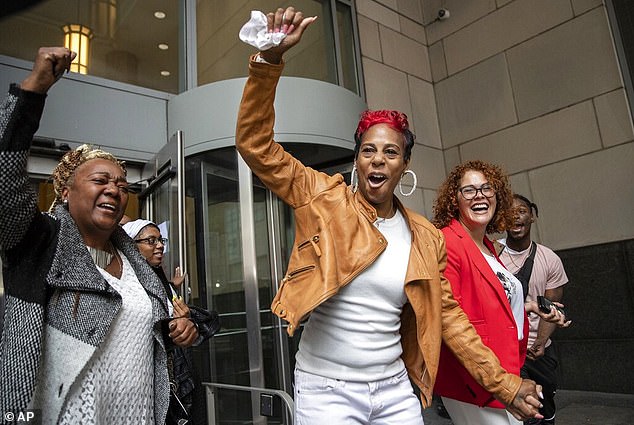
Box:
[50,205,170,316]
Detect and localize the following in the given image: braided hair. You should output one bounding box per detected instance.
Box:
[513,194,539,217]
[49,144,126,211]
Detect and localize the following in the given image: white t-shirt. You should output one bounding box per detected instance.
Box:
[295,209,411,381]
[498,240,568,347]
[482,252,525,340]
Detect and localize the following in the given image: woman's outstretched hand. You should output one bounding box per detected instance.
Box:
[172,266,186,289]
[259,6,317,64]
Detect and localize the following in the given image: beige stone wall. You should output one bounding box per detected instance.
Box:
[359,0,634,249]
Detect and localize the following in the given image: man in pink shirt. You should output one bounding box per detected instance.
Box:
[499,194,569,425]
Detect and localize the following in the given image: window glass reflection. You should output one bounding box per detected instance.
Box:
[0,0,360,95]
[197,0,358,93]
[337,2,359,94]
[0,0,180,93]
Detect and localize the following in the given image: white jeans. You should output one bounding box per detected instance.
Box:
[294,368,424,425]
[441,397,522,425]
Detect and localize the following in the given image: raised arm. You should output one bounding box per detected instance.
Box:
[235,8,340,208]
[0,47,75,250]
[20,47,75,94]
[259,7,317,64]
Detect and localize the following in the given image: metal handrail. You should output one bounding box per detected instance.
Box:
[202,382,294,425]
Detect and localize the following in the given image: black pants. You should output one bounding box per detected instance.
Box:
[520,345,558,424]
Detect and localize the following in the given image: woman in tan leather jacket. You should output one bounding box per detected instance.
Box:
[235,6,545,424]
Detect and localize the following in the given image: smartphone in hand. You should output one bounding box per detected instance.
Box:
[537,295,565,316]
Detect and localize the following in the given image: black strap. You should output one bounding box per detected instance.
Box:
[513,242,537,300]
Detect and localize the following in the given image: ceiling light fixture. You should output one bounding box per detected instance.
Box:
[154,11,166,19]
[62,24,93,74]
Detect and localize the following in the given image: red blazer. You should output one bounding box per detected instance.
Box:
[434,219,528,408]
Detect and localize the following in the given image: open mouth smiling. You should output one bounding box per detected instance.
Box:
[510,222,525,232]
[368,173,388,187]
[471,203,489,213]
[98,202,118,213]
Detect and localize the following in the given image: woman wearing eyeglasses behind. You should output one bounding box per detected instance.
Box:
[123,220,183,290]
[432,160,568,425]
[123,219,220,425]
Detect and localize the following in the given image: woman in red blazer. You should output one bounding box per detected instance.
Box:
[432,160,562,425]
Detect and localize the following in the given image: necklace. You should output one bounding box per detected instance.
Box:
[375,204,396,227]
[504,244,530,269]
[87,241,122,276]
[506,252,522,268]
[111,249,123,276]
[87,242,114,269]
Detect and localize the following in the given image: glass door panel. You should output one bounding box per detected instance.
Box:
[203,167,253,422]
[186,149,259,423]
[254,186,290,414]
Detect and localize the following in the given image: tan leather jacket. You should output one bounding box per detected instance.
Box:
[235,56,522,408]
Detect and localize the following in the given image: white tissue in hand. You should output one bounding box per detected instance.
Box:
[239,10,286,50]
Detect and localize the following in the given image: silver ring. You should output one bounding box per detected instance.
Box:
[283,12,287,22]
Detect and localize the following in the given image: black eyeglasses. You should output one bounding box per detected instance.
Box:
[135,237,168,246]
[459,184,495,200]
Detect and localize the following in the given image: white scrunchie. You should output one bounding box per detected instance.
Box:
[239,10,286,50]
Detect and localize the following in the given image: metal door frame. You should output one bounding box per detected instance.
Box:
[139,130,187,297]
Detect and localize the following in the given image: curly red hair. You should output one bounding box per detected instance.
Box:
[354,110,415,161]
[432,160,514,234]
